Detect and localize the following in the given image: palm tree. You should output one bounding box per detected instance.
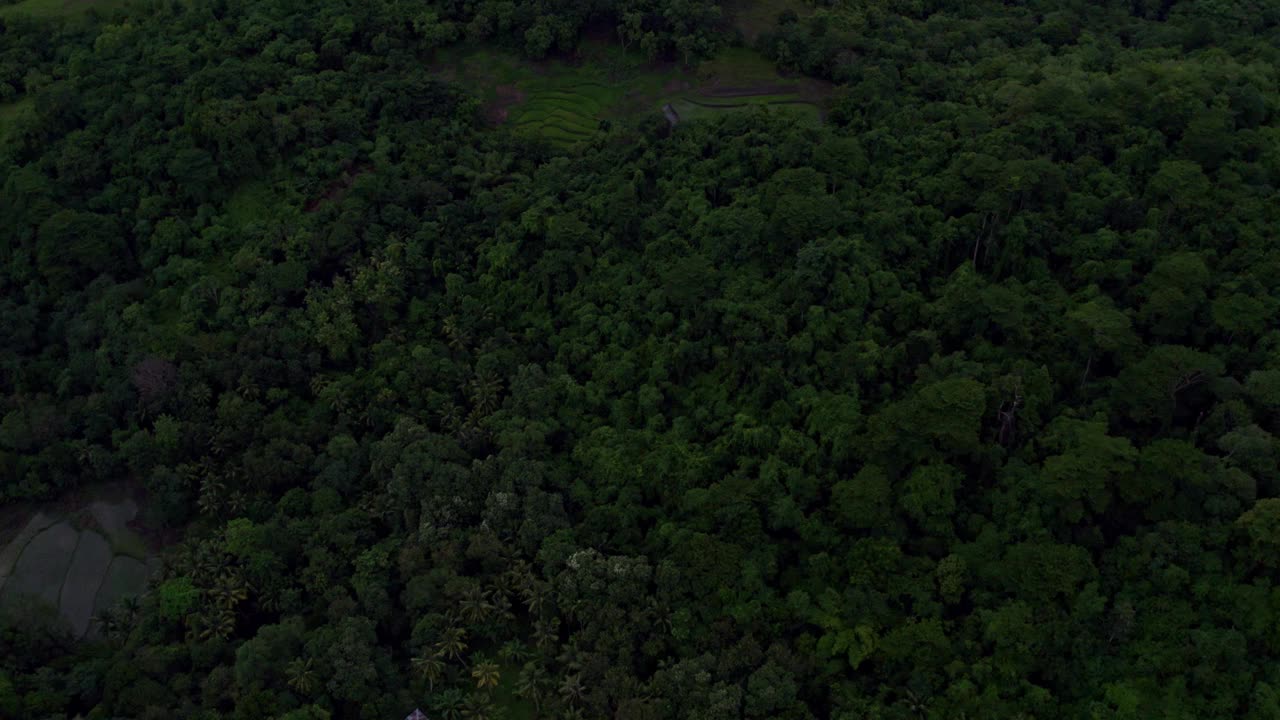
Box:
[440,400,465,433]
[532,617,560,650]
[436,626,469,662]
[286,657,316,696]
[92,608,123,640]
[432,688,467,720]
[515,662,548,710]
[199,608,236,640]
[443,315,472,352]
[504,560,533,592]
[119,595,142,620]
[469,371,502,415]
[559,673,586,707]
[211,570,250,610]
[462,692,496,720]
[225,490,247,516]
[471,659,501,690]
[497,640,532,664]
[459,585,494,625]
[410,653,446,690]
[646,598,673,634]
[191,544,231,585]
[522,582,550,617]
[197,476,225,516]
[489,592,516,624]
[555,641,584,675]
[186,381,213,408]
[487,572,517,602]
[903,689,929,717]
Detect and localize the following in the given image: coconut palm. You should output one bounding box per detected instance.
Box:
[532,617,560,650]
[462,692,496,720]
[497,640,532,664]
[199,608,236,640]
[197,476,225,516]
[471,659,501,690]
[489,592,516,624]
[436,626,469,662]
[432,688,467,720]
[225,490,247,516]
[439,400,465,433]
[487,571,517,602]
[410,652,446,690]
[559,673,586,707]
[515,662,548,709]
[645,597,673,634]
[469,371,502,415]
[555,640,584,674]
[286,657,316,696]
[521,582,550,617]
[459,585,494,625]
[443,315,472,351]
[211,570,250,610]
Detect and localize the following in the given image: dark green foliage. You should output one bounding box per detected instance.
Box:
[2,0,1280,718]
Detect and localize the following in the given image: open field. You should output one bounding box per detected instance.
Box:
[437,40,830,146]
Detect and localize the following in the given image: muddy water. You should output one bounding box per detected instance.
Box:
[0,491,158,637]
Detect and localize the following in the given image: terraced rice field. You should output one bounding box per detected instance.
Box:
[438,41,831,147]
[665,46,827,125]
[510,83,612,143]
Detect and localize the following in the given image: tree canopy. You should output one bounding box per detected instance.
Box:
[2,0,1279,718]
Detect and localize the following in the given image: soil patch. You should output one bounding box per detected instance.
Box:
[487,84,529,125]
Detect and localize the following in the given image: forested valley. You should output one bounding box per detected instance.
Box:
[2,0,1280,717]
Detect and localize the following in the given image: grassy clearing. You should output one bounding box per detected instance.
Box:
[224,172,302,229]
[670,97,821,124]
[696,46,787,84]
[683,93,805,107]
[436,44,638,146]
[490,663,536,720]
[435,34,833,146]
[225,178,278,228]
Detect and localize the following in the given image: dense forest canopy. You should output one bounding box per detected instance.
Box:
[1,0,1280,718]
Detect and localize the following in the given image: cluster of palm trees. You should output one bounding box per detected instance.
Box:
[93,595,141,640]
[186,567,250,641]
[405,559,601,720]
[160,540,254,641]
